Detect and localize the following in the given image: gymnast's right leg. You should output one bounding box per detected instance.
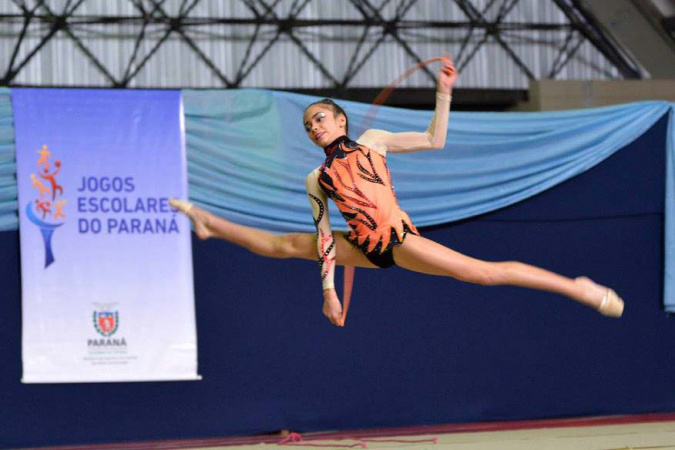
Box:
[169,199,377,268]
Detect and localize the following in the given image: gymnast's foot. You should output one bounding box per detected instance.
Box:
[169,198,212,240]
[575,276,624,318]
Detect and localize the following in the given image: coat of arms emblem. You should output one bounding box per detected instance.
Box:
[92,304,119,337]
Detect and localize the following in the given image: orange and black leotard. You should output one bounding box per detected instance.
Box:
[317,136,418,269]
[305,91,451,290]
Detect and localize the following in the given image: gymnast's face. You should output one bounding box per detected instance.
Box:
[303,105,347,148]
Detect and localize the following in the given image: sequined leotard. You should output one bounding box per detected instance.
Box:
[305,92,451,290]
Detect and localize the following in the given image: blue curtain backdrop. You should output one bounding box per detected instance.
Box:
[182,90,671,231]
[0,88,674,308]
[0,89,15,232]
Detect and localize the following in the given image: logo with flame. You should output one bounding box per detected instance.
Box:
[26,145,66,268]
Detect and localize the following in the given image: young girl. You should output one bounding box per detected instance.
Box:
[170,56,623,327]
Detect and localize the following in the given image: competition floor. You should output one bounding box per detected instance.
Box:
[38,413,675,450]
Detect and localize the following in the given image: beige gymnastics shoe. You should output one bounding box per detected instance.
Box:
[169,198,193,214]
[169,198,211,239]
[575,276,624,318]
[597,288,624,318]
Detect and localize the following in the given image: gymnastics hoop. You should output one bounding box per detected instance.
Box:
[340,56,448,327]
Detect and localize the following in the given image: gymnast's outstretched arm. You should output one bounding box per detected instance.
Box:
[357,92,452,154]
[356,56,456,154]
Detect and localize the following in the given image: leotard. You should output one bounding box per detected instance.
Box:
[317,135,418,269]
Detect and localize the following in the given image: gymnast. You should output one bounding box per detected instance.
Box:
[170,55,623,327]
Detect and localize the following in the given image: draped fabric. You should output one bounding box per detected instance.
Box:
[1,88,674,308]
[183,90,671,234]
[0,88,16,232]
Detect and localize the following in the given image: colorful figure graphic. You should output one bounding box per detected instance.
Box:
[37,145,51,171]
[39,160,63,201]
[35,199,51,219]
[30,174,50,200]
[28,146,66,268]
[54,199,66,219]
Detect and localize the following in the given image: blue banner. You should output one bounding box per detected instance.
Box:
[13,89,199,383]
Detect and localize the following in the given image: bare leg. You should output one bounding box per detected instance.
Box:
[170,199,377,268]
[393,234,623,317]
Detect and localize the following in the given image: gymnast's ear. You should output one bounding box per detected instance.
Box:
[337,113,347,129]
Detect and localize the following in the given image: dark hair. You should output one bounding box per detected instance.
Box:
[305,98,349,135]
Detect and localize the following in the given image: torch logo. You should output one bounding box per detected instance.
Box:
[26,144,66,268]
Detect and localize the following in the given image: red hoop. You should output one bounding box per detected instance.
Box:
[340,56,446,327]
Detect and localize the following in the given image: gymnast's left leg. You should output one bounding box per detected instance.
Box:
[392,234,623,317]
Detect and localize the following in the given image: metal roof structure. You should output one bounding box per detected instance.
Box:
[0,0,657,108]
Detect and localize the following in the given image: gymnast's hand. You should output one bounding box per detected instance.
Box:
[322,289,344,327]
[437,53,458,95]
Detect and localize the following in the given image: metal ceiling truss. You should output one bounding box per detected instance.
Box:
[550,0,642,79]
[0,0,643,91]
